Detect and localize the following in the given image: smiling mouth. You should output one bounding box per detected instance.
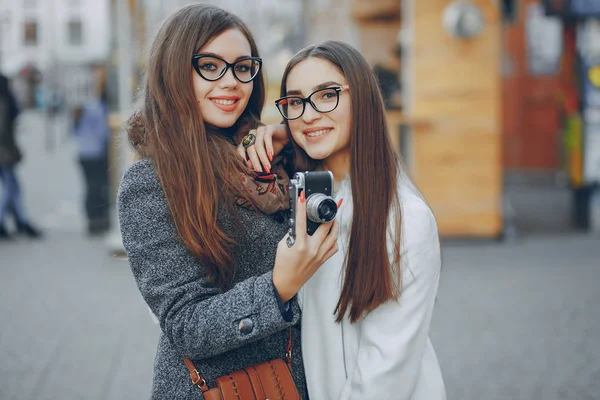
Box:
[212,99,238,106]
[305,128,332,138]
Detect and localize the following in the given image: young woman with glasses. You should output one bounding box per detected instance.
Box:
[241,41,446,399]
[117,5,338,398]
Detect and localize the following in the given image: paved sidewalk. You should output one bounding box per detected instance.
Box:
[0,234,158,400]
[2,233,599,400]
[433,234,600,400]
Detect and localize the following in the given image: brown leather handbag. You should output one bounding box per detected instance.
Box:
[183,328,300,400]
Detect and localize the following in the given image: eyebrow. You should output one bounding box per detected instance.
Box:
[286,81,343,96]
[195,52,252,61]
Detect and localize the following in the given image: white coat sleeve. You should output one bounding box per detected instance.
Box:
[337,201,441,400]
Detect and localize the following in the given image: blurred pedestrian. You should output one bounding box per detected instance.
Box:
[373,43,403,110]
[72,65,110,235]
[0,73,42,239]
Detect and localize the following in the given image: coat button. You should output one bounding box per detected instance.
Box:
[239,318,254,335]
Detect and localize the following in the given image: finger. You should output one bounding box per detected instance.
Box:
[264,126,276,162]
[236,143,248,162]
[311,218,336,244]
[294,190,307,246]
[254,127,271,172]
[246,145,262,172]
[236,143,253,169]
[317,219,339,256]
[329,218,340,238]
[322,242,339,263]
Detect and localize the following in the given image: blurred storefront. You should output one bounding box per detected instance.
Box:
[503,0,565,172]
[348,0,600,236]
[349,0,504,238]
[533,0,600,231]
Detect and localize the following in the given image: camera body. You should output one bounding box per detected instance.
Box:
[287,171,338,247]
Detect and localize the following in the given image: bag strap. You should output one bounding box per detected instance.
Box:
[183,327,293,392]
[285,325,293,365]
[183,357,209,391]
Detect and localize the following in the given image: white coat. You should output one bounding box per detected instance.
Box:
[299,174,446,400]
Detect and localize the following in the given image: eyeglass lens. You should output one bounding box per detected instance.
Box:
[278,88,340,120]
[195,56,260,82]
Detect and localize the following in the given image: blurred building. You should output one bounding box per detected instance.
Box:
[0,0,110,107]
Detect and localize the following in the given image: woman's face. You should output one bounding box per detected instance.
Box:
[284,57,352,162]
[192,28,254,128]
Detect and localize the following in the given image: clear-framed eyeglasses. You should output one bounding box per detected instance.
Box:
[275,85,350,120]
[191,54,262,83]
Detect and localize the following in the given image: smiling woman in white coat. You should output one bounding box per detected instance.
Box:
[270,40,447,399]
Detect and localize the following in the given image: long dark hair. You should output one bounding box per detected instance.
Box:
[126,4,265,290]
[280,41,402,323]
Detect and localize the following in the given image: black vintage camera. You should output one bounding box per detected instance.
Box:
[286,171,338,247]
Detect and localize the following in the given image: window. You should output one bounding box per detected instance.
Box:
[23,0,37,9]
[24,20,38,46]
[68,20,83,46]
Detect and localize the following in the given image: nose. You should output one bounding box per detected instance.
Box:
[219,66,238,89]
[302,102,321,124]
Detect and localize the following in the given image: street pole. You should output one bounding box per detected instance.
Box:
[106,0,135,256]
[45,0,56,152]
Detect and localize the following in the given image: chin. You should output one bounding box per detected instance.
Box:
[207,116,240,129]
[304,149,330,161]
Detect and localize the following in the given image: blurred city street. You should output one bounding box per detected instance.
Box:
[0,111,598,399]
[0,110,158,400]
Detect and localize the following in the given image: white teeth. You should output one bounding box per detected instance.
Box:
[306,129,330,137]
[213,99,236,105]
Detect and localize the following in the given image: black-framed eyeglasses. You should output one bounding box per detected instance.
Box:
[191,54,262,83]
[275,85,350,120]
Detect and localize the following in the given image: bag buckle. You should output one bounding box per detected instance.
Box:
[191,369,208,391]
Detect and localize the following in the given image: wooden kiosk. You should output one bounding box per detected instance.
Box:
[352,0,504,238]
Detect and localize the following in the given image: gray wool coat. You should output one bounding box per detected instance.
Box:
[117,159,308,399]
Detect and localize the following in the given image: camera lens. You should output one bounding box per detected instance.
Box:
[317,199,337,222]
[306,193,338,223]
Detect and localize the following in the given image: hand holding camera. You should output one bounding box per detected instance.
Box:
[272,171,341,303]
[286,171,338,247]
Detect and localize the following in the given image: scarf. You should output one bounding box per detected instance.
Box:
[231,153,290,214]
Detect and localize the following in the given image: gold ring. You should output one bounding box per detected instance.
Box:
[242,132,256,148]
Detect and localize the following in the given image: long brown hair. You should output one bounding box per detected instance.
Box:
[280,41,402,323]
[126,5,265,290]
